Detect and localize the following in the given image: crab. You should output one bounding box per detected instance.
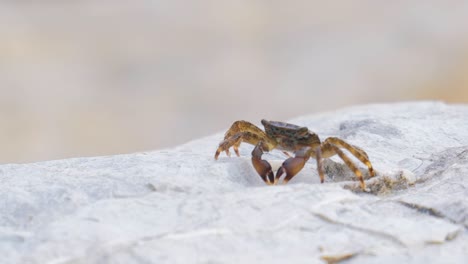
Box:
[214,120,375,190]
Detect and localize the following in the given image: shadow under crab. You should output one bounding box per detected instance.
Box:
[215,120,375,190]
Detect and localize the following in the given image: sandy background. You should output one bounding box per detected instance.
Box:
[1,0,468,163]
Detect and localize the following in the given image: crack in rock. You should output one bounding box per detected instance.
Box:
[309,211,407,247]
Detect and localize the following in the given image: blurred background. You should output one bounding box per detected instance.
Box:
[1,0,468,163]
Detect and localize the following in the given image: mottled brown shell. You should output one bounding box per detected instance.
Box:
[261,119,320,151]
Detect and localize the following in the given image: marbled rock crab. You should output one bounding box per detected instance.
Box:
[215,120,375,189]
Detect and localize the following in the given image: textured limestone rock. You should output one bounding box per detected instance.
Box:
[1,102,467,263]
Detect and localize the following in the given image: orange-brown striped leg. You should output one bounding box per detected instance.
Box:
[215,121,274,159]
[215,131,276,160]
[251,142,275,184]
[275,147,311,184]
[233,144,241,157]
[223,120,267,139]
[322,142,366,190]
[215,133,241,159]
[316,148,325,183]
[324,137,375,177]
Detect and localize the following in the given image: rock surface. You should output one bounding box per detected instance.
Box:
[1,102,468,264]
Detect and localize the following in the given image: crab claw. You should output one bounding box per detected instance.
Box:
[252,157,275,184]
[251,142,275,184]
[275,157,307,184]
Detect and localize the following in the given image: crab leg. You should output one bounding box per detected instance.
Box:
[315,147,325,183]
[215,133,242,159]
[324,137,375,177]
[215,121,276,160]
[322,142,366,190]
[251,142,275,185]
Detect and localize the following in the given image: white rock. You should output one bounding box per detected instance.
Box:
[1,102,468,263]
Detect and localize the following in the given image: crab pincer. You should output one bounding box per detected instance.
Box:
[251,142,275,184]
[275,148,309,184]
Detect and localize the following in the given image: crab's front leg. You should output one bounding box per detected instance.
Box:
[214,120,272,159]
[251,142,275,185]
[275,147,312,184]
